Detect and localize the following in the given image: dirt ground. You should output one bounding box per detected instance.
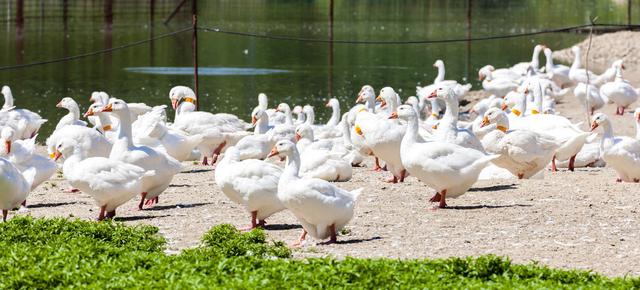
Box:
[16,33,640,277]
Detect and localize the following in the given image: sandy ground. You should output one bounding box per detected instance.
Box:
[15,33,640,277]
[554,30,640,69]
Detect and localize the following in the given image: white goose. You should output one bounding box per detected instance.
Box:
[355,87,407,182]
[234,108,280,160]
[55,97,88,129]
[0,158,34,221]
[89,90,152,121]
[84,103,118,142]
[590,113,640,182]
[53,138,149,220]
[270,140,362,245]
[480,108,559,179]
[574,82,604,115]
[0,86,47,140]
[599,65,639,115]
[594,59,624,85]
[428,87,484,151]
[543,47,572,88]
[169,86,250,165]
[568,46,600,84]
[302,105,342,139]
[292,105,306,125]
[101,99,182,209]
[215,146,285,229]
[392,105,498,208]
[478,65,520,98]
[511,44,545,75]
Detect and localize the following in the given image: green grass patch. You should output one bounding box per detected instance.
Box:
[0,217,638,288]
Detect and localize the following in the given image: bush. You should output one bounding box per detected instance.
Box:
[0,217,637,288]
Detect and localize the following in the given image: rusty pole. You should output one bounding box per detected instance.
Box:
[328,0,334,98]
[192,0,199,109]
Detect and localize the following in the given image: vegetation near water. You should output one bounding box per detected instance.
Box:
[0,217,638,288]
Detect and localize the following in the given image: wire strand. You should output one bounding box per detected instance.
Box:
[198,23,640,45]
[0,26,193,71]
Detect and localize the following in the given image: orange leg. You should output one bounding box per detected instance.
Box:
[550,155,557,172]
[138,192,148,210]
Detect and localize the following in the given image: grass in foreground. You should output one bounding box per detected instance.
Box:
[0,217,637,289]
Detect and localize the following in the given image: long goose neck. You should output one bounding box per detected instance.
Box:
[327,104,340,126]
[614,66,623,82]
[283,151,301,179]
[115,111,134,147]
[544,50,554,71]
[255,114,269,134]
[602,121,615,140]
[530,47,541,69]
[513,96,526,117]
[442,96,459,123]
[283,108,294,125]
[533,83,543,113]
[365,95,376,112]
[69,104,81,121]
[304,111,315,126]
[2,90,13,109]
[571,49,581,69]
[435,64,445,83]
[341,119,352,144]
[403,114,421,144]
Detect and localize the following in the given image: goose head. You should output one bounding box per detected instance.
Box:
[1,86,11,98]
[0,127,15,154]
[433,59,444,69]
[326,98,339,108]
[376,87,398,109]
[251,107,267,125]
[359,85,375,96]
[428,86,455,101]
[478,65,494,81]
[590,113,609,132]
[294,124,313,142]
[100,98,129,117]
[276,103,291,113]
[268,139,297,159]
[53,138,78,161]
[612,59,625,70]
[56,97,79,111]
[389,104,416,121]
[89,91,109,105]
[481,107,509,131]
[258,93,269,110]
[83,103,103,118]
[356,87,375,104]
[168,86,196,110]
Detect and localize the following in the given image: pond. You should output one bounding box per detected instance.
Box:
[0,0,634,136]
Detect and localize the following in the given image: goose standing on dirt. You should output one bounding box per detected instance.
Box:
[568,46,600,84]
[100,99,182,209]
[53,138,150,221]
[599,64,639,115]
[590,113,640,182]
[270,140,362,246]
[215,146,285,229]
[392,105,498,208]
[55,97,88,129]
[355,87,407,182]
[478,65,520,98]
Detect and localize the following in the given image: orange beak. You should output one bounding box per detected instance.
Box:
[478,74,485,81]
[267,147,279,158]
[428,90,437,99]
[251,116,257,125]
[636,114,640,122]
[275,108,281,112]
[388,112,398,119]
[325,101,331,107]
[171,99,179,110]
[590,121,599,132]
[295,133,302,142]
[55,101,63,108]
[501,104,508,111]
[84,107,95,118]
[101,103,113,112]
[5,140,10,154]
[53,150,62,161]
[524,88,529,94]
[355,94,364,103]
[480,117,490,128]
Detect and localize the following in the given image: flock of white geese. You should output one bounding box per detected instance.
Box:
[0,44,639,245]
